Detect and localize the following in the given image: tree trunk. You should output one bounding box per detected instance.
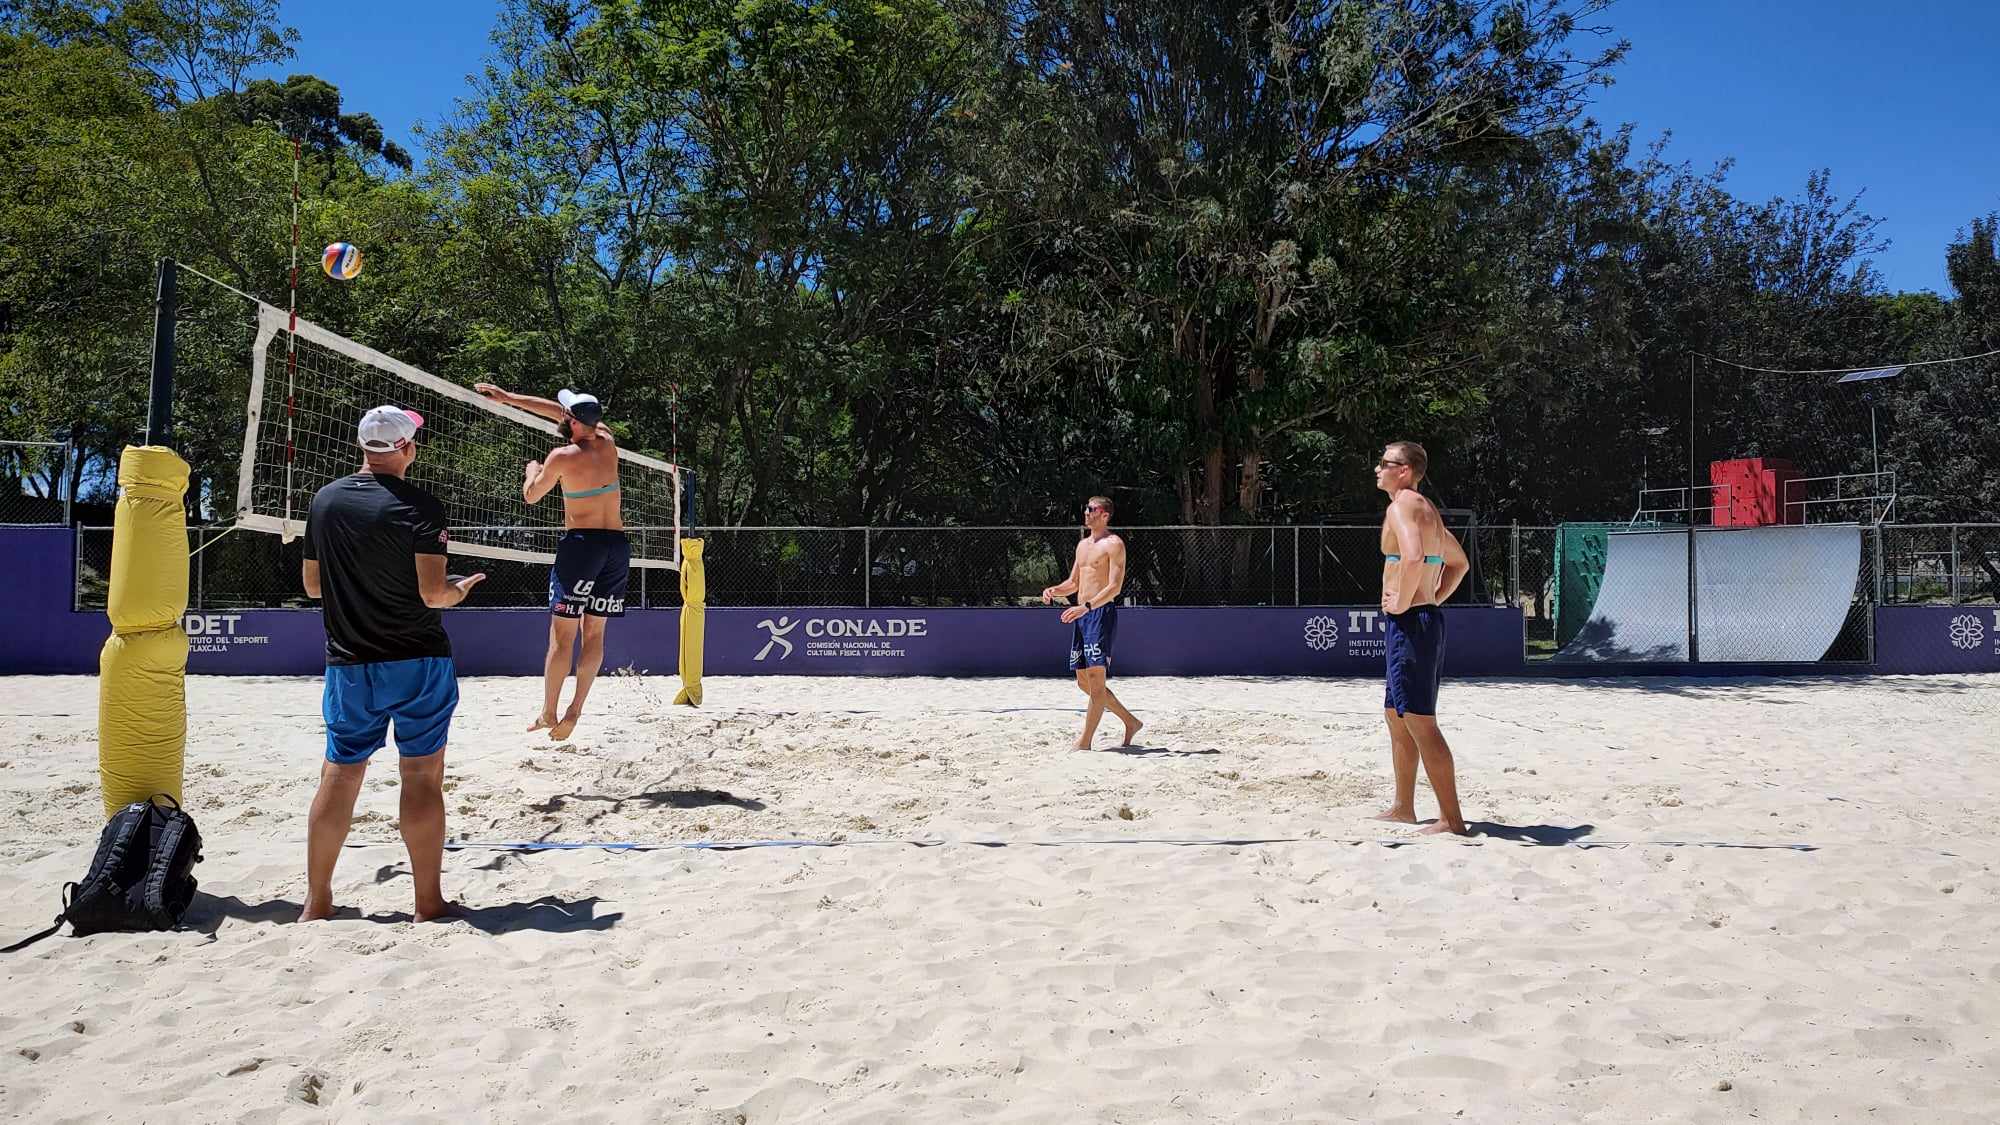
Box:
[67,449,88,518]
[1177,308,1227,524]
[1229,444,1263,602]
[1173,304,1235,599]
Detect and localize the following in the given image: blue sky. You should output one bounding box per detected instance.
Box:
[266,0,1999,295]
[261,1,502,154]
[1581,0,2000,296]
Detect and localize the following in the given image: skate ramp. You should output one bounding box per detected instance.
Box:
[1555,525,1862,663]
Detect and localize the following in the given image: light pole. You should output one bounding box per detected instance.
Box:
[1866,392,1878,478]
[1639,425,1670,498]
[1836,365,1903,525]
[1835,365,1904,482]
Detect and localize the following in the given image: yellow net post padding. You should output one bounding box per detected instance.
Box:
[673,537,704,706]
[99,446,190,819]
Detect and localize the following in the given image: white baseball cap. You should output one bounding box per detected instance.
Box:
[556,389,603,424]
[357,405,425,452]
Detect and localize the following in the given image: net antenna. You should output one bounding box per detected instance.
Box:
[234,301,684,569]
[284,135,302,531]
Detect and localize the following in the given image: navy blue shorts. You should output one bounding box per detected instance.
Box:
[1069,605,1118,671]
[322,656,459,764]
[1384,605,1446,717]
[549,529,630,618]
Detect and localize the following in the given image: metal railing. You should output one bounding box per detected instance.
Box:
[1,439,73,526]
[1629,483,1732,526]
[1782,471,1898,526]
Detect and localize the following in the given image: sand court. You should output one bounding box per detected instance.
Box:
[2,672,1997,1122]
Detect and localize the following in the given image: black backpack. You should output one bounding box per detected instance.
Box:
[4,795,203,952]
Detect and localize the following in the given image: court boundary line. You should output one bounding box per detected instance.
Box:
[326,835,1850,853]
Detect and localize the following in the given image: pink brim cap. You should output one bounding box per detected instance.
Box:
[403,410,425,429]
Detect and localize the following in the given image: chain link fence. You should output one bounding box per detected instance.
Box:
[1881,524,2000,605]
[1432,526,1563,659]
[68,522,2000,662]
[1957,526,2000,605]
[74,523,1500,611]
[1833,525,1877,662]
[2,440,72,526]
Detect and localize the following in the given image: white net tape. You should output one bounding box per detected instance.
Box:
[235,304,682,568]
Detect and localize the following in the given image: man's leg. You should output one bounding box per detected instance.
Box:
[1372,709,1421,823]
[1403,714,1468,835]
[533,614,579,732]
[1090,608,1139,744]
[1099,679,1142,745]
[397,747,456,920]
[301,759,368,921]
[1075,666,1109,749]
[550,615,606,741]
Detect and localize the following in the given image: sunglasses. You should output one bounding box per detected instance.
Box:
[1375,458,1408,470]
[1083,504,1107,513]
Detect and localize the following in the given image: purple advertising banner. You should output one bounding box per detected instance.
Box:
[2,603,1531,679]
[1874,605,2000,674]
[699,605,1525,677]
[3,528,1528,678]
[13,528,1989,678]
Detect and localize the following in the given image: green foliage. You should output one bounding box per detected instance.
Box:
[227,74,414,171]
[1889,215,2000,524]
[0,7,437,512]
[2,0,1992,546]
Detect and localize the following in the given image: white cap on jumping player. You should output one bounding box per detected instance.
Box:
[357,405,425,452]
[557,389,603,425]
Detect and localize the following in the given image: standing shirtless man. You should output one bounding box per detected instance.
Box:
[474,383,626,741]
[1371,441,1473,835]
[1041,495,1143,749]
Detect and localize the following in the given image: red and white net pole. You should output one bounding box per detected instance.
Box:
[284,135,300,527]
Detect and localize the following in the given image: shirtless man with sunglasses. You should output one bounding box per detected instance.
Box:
[1370,441,1472,835]
[1042,495,1143,749]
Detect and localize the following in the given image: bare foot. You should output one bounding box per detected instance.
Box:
[548,707,582,742]
[528,712,556,734]
[1072,740,1091,751]
[1370,808,1419,824]
[413,899,467,923]
[1121,719,1144,747]
[1417,820,1471,837]
[297,897,337,922]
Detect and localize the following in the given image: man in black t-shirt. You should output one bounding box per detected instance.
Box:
[298,405,485,923]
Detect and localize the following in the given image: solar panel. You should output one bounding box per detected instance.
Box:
[1835,365,1905,383]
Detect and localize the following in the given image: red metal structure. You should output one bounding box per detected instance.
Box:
[1708,457,1803,526]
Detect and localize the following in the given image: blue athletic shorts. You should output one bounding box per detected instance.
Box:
[549,529,630,618]
[1384,605,1446,717]
[322,656,459,764]
[1069,605,1118,671]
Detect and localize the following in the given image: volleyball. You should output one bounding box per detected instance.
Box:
[321,242,363,280]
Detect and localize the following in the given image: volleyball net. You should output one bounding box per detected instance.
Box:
[236,302,685,569]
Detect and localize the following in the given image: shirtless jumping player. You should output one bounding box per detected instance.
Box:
[1041,495,1143,749]
[474,383,626,742]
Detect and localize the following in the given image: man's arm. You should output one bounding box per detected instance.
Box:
[1382,496,1427,614]
[523,448,567,504]
[1435,525,1472,603]
[301,512,320,598]
[474,382,568,424]
[1042,543,1083,602]
[415,554,485,609]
